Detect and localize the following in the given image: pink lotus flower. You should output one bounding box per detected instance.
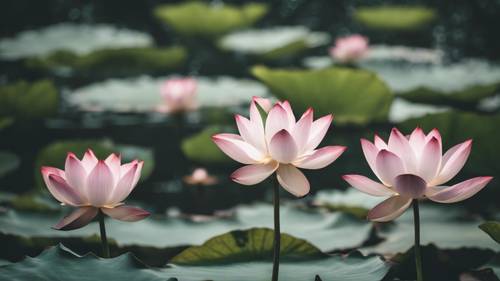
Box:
[159,77,198,113]
[183,168,218,186]
[343,127,493,222]
[329,34,369,63]
[212,97,346,197]
[41,149,150,230]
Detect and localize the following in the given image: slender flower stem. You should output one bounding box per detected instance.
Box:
[412,199,423,281]
[272,177,281,281]
[98,209,110,258]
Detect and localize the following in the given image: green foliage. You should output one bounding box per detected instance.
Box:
[354,6,437,31]
[0,204,372,252]
[0,245,162,281]
[260,39,309,60]
[26,47,187,77]
[181,126,231,164]
[479,221,500,244]
[154,2,268,37]
[0,242,390,281]
[252,66,393,125]
[34,140,154,190]
[398,82,500,106]
[171,228,325,265]
[0,151,20,178]
[0,80,58,119]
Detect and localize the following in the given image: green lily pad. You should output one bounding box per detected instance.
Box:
[0,204,372,252]
[479,222,500,244]
[171,228,324,265]
[0,241,390,281]
[363,60,500,106]
[154,2,268,38]
[181,126,231,164]
[35,140,154,190]
[361,205,499,256]
[0,244,162,281]
[67,76,268,113]
[0,80,58,119]
[0,151,20,178]
[251,66,393,125]
[354,6,437,31]
[218,26,330,60]
[0,23,154,60]
[26,46,187,77]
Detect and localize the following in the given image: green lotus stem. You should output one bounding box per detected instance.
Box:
[98,209,110,258]
[412,199,423,281]
[272,177,280,281]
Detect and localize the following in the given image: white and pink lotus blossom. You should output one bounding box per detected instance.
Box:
[183,168,218,186]
[41,149,149,230]
[212,97,346,197]
[159,77,198,113]
[343,127,493,222]
[329,34,369,63]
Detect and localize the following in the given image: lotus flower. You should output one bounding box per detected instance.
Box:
[183,168,218,186]
[212,97,346,197]
[343,127,493,222]
[41,149,150,230]
[329,34,369,63]
[159,77,198,113]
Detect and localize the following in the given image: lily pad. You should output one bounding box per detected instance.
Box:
[251,66,393,124]
[66,76,268,113]
[354,6,437,31]
[154,2,268,38]
[0,151,20,178]
[171,228,324,265]
[0,23,153,60]
[0,244,162,281]
[219,26,330,59]
[163,230,389,281]
[0,204,372,252]
[303,46,443,69]
[388,98,450,123]
[0,80,58,119]
[181,126,231,164]
[0,241,390,281]
[361,205,499,256]
[363,59,500,106]
[26,46,187,77]
[479,222,500,244]
[34,140,154,189]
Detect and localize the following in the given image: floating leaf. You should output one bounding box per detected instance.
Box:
[171,228,324,265]
[0,151,20,178]
[0,80,58,119]
[363,59,500,106]
[252,66,393,124]
[354,6,436,31]
[0,23,153,60]
[34,140,154,189]
[27,47,187,77]
[361,205,499,256]
[0,204,372,252]
[479,222,500,244]
[219,26,330,59]
[0,245,163,281]
[0,242,389,281]
[181,126,231,164]
[154,2,268,37]
[67,76,267,113]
